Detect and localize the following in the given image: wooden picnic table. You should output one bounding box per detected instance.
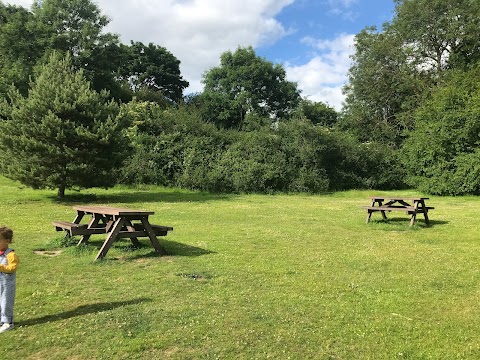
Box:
[362,196,434,226]
[53,205,173,260]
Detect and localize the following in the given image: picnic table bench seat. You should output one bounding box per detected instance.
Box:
[137,223,173,234]
[362,205,434,212]
[52,221,91,236]
[53,221,173,238]
[128,223,173,237]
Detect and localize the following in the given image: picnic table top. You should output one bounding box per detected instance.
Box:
[369,196,429,201]
[72,205,155,216]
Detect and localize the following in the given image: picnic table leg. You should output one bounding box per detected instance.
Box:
[409,201,420,226]
[381,210,387,220]
[376,200,388,220]
[423,211,430,225]
[366,210,373,223]
[140,217,166,255]
[73,211,85,225]
[78,213,103,245]
[125,220,141,247]
[95,217,125,260]
[366,199,387,223]
[409,212,417,226]
[419,200,431,226]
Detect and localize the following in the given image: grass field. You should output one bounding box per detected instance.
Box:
[1,176,480,359]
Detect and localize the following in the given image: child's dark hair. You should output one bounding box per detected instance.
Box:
[0,226,13,242]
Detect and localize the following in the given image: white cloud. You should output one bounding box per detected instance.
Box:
[96,0,295,93]
[285,33,355,110]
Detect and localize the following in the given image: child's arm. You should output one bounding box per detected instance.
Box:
[0,252,19,273]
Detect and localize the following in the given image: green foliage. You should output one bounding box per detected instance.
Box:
[279,119,405,192]
[0,0,188,104]
[341,26,427,146]
[0,53,129,197]
[117,41,189,104]
[121,101,232,188]
[120,102,398,193]
[394,0,480,71]
[201,46,301,129]
[343,0,480,147]
[209,131,288,193]
[0,3,40,96]
[295,98,338,127]
[401,64,480,195]
[0,0,123,99]
[30,0,122,94]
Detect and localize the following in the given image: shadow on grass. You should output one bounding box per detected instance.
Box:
[17,298,151,327]
[49,189,236,204]
[116,239,215,260]
[368,217,449,228]
[64,239,214,260]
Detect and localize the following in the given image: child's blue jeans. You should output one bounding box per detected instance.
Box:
[0,273,16,324]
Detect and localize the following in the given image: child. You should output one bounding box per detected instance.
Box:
[0,226,19,333]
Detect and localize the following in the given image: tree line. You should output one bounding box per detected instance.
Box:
[1,0,479,197]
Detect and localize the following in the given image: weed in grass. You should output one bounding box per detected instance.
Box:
[65,243,98,256]
[176,272,213,281]
[41,234,79,249]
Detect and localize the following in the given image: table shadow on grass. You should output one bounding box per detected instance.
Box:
[117,239,215,260]
[368,217,448,230]
[17,298,151,327]
[65,239,215,260]
[50,190,237,204]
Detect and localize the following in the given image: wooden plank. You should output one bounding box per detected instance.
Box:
[132,223,173,232]
[52,221,85,229]
[362,206,415,211]
[52,221,88,236]
[369,196,429,201]
[124,219,141,247]
[73,205,154,216]
[95,217,125,260]
[140,217,166,255]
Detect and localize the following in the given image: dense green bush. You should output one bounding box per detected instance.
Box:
[120,101,400,193]
[278,118,405,192]
[121,101,231,187]
[211,131,288,193]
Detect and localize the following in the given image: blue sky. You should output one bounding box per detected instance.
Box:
[6,0,396,110]
[257,0,395,63]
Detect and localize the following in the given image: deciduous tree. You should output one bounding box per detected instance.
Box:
[296,99,337,127]
[341,26,426,146]
[342,0,480,146]
[201,46,301,129]
[401,64,480,195]
[117,41,189,104]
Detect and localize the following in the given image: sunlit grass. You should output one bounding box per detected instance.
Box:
[1,176,480,359]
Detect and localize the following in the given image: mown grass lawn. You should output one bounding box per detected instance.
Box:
[1,176,480,359]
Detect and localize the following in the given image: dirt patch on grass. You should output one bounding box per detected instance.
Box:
[33,250,63,257]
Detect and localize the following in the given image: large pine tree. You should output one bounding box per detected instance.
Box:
[0,53,129,197]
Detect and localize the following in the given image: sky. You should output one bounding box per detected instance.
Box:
[5,0,396,110]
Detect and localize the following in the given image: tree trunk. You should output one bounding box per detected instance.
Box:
[57,184,65,198]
